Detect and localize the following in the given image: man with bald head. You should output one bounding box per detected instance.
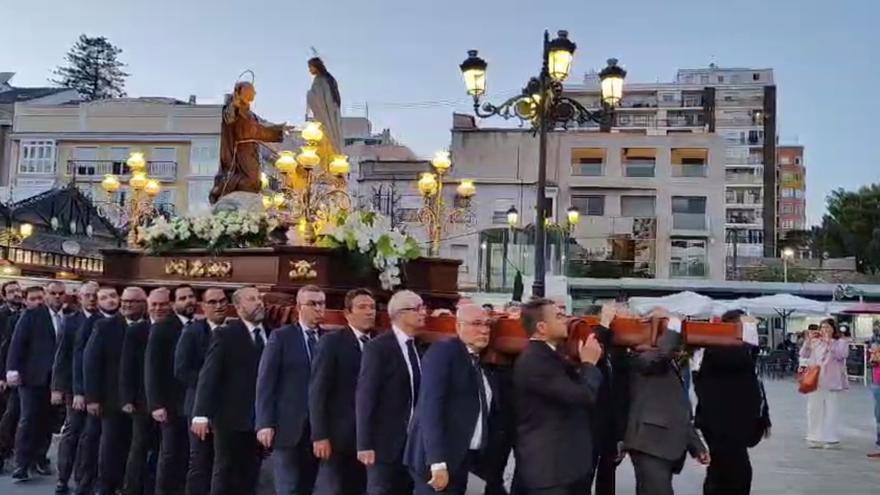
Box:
[404,304,495,494]
[52,281,98,494]
[193,286,269,495]
[357,290,426,495]
[84,286,145,495]
[121,287,169,495]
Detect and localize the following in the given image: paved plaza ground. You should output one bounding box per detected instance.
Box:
[1,378,877,494]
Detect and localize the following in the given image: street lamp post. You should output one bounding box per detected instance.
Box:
[460,30,625,297]
[782,247,795,283]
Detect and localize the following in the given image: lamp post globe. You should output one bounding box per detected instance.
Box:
[547,30,576,81]
[460,50,488,97]
[599,58,626,108]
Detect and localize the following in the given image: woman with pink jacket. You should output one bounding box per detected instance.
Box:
[799,318,850,448]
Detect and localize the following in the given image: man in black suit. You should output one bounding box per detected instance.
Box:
[176,288,228,495]
[513,297,603,495]
[84,287,145,495]
[0,280,24,472]
[356,289,425,495]
[256,284,323,495]
[309,288,375,495]
[5,286,56,481]
[73,286,119,495]
[146,284,197,495]
[404,304,495,495]
[121,287,171,495]
[192,286,268,495]
[624,309,709,495]
[53,281,99,494]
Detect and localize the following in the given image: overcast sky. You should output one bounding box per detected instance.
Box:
[2,0,877,225]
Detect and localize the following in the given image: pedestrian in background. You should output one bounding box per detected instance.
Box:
[800,318,849,449]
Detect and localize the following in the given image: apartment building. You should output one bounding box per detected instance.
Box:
[777,145,806,236]
[564,64,777,259]
[5,97,222,217]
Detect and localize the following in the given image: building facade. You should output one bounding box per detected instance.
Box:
[6,97,222,219]
[776,145,806,236]
[564,64,777,260]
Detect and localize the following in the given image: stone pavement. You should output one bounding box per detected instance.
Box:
[1,378,877,494]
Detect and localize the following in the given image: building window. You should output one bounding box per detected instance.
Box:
[794,157,801,165]
[717,75,725,83]
[400,195,422,222]
[622,148,656,177]
[670,238,708,278]
[621,196,656,217]
[19,140,56,175]
[187,179,213,214]
[109,147,130,175]
[571,148,605,176]
[672,148,708,177]
[571,195,605,216]
[753,73,761,81]
[672,196,707,230]
[451,244,469,273]
[781,188,794,198]
[781,204,793,214]
[190,139,220,176]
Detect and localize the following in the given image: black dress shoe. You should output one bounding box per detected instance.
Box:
[34,460,53,476]
[11,467,30,481]
[56,481,70,494]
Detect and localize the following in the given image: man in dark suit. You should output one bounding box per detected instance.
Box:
[84,287,145,495]
[625,310,709,495]
[5,286,56,481]
[176,288,228,495]
[192,286,268,495]
[53,281,99,494]
[513,297,604,495]
[256,284,323,495]
[0,280,24,472]
[146,284,197,495]
[404,304,495,495]
[73,286,119,495]
[356,289,425,495]
[309,288,375,495]
[121,287,171,495]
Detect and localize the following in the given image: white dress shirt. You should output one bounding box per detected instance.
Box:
[392,325,420,405]
[468,349,492,450]
[177,313,191,327]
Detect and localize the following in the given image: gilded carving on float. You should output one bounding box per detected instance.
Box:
[288,260,318,280]
[164,259,233,278]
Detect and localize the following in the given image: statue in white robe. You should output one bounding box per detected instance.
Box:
[306,57,343,160]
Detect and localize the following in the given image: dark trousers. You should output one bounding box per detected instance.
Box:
[0,387,20,461]
[15,385,50,469]
[99,411,133,495]
[124,412,158,495]
[703,438,752,495]
[156,414,189,495]
[314,451,365,495]
[270,435,319,495]
[522,477,589,495]
[588,444,618,495]
[211,428,262,495]
[366,461,413,495]
[185,428,214,495]
[631,452,675,495]
[411,451,478,495]
[75,414,102,495]
[58,406,86,485]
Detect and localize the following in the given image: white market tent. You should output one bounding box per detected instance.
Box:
[732,293,828,317]
[628,291,732,318]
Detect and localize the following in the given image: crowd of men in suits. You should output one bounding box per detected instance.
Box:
[0,279,770,495]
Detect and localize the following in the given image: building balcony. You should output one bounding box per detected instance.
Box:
[672,213,709,232]
[725,173,762,185]
[66,160,178,181]
[726,214,762,226]
[717,95,764,108]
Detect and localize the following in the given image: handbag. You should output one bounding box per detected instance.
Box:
[798,365,820,394]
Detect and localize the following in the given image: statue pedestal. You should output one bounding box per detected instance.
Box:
[99,246,461,309]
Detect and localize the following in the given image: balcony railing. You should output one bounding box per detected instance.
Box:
[672,213,708,230]
[726,215,761,225]
[726,173,762,184]
[717,95,764,107]
[2,246,103,273]
[67,160,178,180]
[672,164,707,178]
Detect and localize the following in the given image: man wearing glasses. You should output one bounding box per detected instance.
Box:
[357,290,426,495]
[256,285,325,495]
[175,288,228,495]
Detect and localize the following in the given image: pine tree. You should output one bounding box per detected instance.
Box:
[52,34,129,101]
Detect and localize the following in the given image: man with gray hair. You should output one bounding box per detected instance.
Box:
[356,290,425,495]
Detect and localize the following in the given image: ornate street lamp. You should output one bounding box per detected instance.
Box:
[566,205,580,228]
[417,151,476,256]
[101,151,163,247]
[506,206,519,227]
[460,30,626,296]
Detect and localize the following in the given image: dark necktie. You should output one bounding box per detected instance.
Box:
[253,328,265,355]
[358,334,370,350]
[306,329,318,361]
[406,339,421,404]
[471,354,490,448]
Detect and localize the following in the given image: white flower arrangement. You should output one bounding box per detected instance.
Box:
[137,211,279,253]
[318,210,421,290]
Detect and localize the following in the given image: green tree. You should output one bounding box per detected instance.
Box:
[816,185,880,274]
[52,34,129,101]
[744,265,816,283]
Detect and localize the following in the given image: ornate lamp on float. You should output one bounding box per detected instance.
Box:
[266,121,352,244]
[417,151,477,256]
[100,151,163,247]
